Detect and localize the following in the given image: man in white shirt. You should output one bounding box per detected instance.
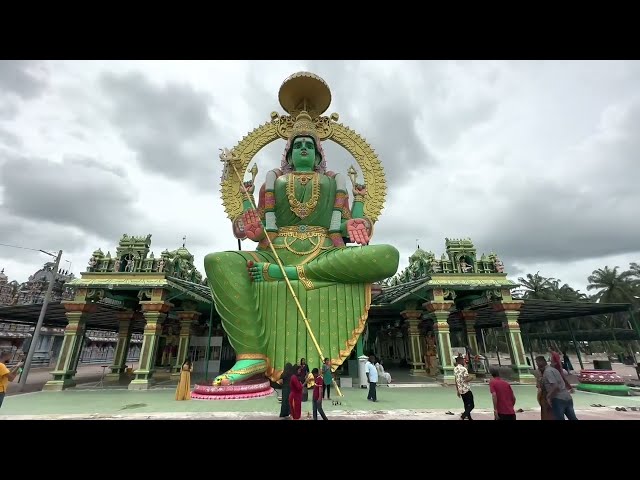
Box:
[365,355,378,402]
[454,356,474,420]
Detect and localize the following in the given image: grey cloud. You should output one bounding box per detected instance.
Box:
[0,61,48,99]
[0,153,142,240]
[64,154,126,178]
[243,61,435,189]
[99,71,219,189]
[0,208,87,264]
[0,98,18,120]
[478,178,640,263]
[425,97,498,147]
[243,61,502,192]
[476,99,640,263]
[0,128,21,148]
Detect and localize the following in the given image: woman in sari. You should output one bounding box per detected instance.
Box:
[279,363,294,418]
[298,358,310,402]
[289,365,304,420]
[175,359,193,401]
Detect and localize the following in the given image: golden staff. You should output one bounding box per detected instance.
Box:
[220,149,343,397]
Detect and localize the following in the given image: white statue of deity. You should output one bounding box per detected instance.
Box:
[459,259,473,273]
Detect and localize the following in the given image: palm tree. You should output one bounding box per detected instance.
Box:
[587,266,636,304]
[626,262,640,299]
[547,280,588,302]
[517,272,555,299]
[587,266,637,350]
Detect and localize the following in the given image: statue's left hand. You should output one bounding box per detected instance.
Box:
[346,218,370,245]
[353,183,367,197]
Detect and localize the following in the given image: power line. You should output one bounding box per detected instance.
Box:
[0,243,56,257]
[0,242,43,252]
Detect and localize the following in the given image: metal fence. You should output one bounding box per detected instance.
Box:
[4,345,141,367]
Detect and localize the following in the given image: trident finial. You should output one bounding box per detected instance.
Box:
[182,236,187,248]
[347,165,357,189]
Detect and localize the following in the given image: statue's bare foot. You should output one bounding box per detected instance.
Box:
[247,261,276,283]
[213,359,268,385]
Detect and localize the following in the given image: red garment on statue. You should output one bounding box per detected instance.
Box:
[289,375,303,420]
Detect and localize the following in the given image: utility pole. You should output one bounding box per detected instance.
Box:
[17,249,63,391]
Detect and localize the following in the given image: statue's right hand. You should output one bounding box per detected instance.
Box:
[242,209,264,241]
[240,180,255,195]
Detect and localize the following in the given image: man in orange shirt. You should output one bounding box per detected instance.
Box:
[0,351,23,409]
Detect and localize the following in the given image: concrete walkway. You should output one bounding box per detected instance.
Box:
[5,364,117,395]
[2,409,639,420]
[2,381,640,420]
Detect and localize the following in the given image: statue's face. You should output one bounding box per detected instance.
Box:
[291,136,316,170]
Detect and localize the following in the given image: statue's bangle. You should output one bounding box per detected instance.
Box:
[353,194,365,203]
[296,265,314,290]
[262,263,274,282]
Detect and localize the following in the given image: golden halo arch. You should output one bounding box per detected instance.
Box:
[219,113,387,228]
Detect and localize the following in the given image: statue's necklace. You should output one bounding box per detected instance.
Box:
[287,172,320,219]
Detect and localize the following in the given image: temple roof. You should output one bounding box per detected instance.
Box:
[464,298,632,329]
[525,327,639,342]
[0,276,212,332]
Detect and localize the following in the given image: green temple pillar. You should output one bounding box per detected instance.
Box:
[129,291,172,390]
[424,298,455,384]
[356,337,364,357]
[460,310,479,356]
[493,299,535,384]
[106,310,135,381]
[401,309,427,375]
[171,310,200,378]
[44,300,97,391]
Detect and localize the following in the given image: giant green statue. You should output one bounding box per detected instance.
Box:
[204,72,399,387]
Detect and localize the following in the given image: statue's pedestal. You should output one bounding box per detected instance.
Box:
[191,376,274,400]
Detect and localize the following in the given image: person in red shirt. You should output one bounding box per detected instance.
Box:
[311,368,328,420]
[549,346,573,391]
[489,367,517,420]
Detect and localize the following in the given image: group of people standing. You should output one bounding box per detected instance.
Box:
[279,357,333,420]
[453,347,579,421]
[536,347,578,420]
[174,347,580,421]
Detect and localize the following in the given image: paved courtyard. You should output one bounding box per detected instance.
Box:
[2,381,640,420]
[3,353,639,420]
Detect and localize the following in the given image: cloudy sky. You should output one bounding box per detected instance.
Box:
[1,60,639,295]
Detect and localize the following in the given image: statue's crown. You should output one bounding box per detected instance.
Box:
[289,110,318,141]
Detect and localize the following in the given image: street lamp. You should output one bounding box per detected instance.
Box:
[16,249,63,392]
